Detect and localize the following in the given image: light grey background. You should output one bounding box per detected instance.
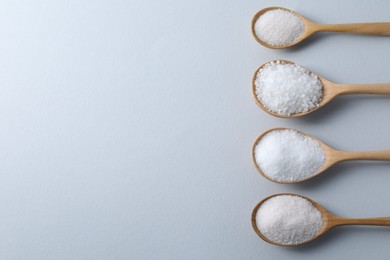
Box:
[1,0,390,259]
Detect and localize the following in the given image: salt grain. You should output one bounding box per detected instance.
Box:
[254,9,304,46]
[254,61,323,116]
[254,129,325,182]
[256,195,323,245]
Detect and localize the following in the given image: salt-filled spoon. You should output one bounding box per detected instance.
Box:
[251,6,390,49]
[252,60,390,118]
[252,127,390,184]
[252,193,390,246]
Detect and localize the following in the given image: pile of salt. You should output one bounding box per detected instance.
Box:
[255,194,323,245]
[254,129,326,182]
[254,9,304,46]
[254,61,323,116]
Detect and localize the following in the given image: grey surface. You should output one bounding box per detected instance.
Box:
[1,0,390,259]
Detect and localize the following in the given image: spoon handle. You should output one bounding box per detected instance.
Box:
[336,83,390,95]
[318,23,390,35]
[338,150,390,162]
[334,217,390,226]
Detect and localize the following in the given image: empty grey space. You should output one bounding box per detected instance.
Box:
[1,0,390,259]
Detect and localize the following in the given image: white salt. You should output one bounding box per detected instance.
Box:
[254,9,304,46]
[254,129,325,182]
[256,195,323,245]
[254,61,323,116]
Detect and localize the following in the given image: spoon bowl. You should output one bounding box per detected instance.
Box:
[252,193,390,246]
[252,60,390,118]
[251,60,335,118]
[251,193,331,246]
[252,127,390,183]
[251,7,316,49]
[252,7,390,49]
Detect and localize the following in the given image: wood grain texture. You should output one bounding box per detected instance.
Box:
[317,23,390,34]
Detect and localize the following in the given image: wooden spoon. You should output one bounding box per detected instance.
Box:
[252,127,390,184]
[252,193,390,246]
[252,60,390,118]
[251,6,390,49]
